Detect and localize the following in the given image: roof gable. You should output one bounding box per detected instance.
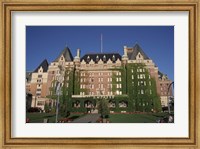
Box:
[54,47,74,62]
[34,59,49,72]
[128,44,150,60]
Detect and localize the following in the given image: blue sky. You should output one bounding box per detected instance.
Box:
[26,26,174,81]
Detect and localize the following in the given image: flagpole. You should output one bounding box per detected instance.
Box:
[55,88,60,123]
[101,34,103,53]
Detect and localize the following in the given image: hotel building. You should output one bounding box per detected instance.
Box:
[26,44,173,113]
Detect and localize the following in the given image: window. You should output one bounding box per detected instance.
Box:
[132,75,134,79]
[149,75,151,79]
[141,90,144,94]
[131,69,134,73]
[87,56,90,62]
[96,55,99,62]
[38,74,42,78]
[119,77,121,81]
[37,101,44,106]
[103,55,106,61]
[144,81,146,86]
[112,55,115,61]
[150,90,152,94]
[149,81,151,86]
[36,93,41,96]
[80,78,83,82]
[140,74,144,79]
[37,89,41,91]
[138,90,140,94]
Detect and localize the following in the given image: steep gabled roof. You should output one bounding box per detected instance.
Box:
[54,47,73,62]
[34,59,49,72]
[158,71,169,79]
[26,71,32,82]
[128,44,150,60]
[81,53,121,64]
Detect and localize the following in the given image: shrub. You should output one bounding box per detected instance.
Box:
[27,107,42,113]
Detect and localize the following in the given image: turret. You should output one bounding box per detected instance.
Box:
[122,45,128,64]
[74,48,81,69]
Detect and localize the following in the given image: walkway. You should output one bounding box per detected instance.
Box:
[72,114,101,123]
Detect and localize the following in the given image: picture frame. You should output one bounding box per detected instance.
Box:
[0,0,199,148]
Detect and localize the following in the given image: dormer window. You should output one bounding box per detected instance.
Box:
[103,55,106,62]
[87,56,90,62]
[139,54,141,58]
[96,55,99,62]
[112,55,115,61]
[61,57,63,60]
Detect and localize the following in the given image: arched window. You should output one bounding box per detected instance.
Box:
[87,56,90,62]
[103,55,106,62]
[96,55,99,61]
[112,55,115,61]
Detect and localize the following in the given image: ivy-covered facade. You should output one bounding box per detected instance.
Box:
[27,44,172,113]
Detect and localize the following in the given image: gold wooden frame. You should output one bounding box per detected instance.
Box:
[0,0,199,148]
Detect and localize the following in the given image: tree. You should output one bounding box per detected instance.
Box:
[98,98,109,118]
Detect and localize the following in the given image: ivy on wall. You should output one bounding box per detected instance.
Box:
[126,63,161,112]
[47,62,161,113]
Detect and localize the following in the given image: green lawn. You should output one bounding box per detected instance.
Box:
[109,113,170,123]
[26,112,170,123]
[26,113,84,123]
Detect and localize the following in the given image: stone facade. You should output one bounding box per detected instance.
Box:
[26,44,173,112]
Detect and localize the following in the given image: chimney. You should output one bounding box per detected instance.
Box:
[123,46,127,56]
[77,48,80,58]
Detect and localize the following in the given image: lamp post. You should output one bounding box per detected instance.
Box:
[55,82,61,123]
[167,82,174,114]
[55,65,65,123]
